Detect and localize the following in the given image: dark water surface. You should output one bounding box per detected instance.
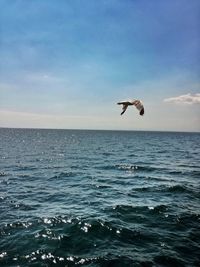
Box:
[0,128,200,266]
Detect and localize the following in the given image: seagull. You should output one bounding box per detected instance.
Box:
[117,99,144,116]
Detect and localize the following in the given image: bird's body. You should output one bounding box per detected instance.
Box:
[117,100,144,116]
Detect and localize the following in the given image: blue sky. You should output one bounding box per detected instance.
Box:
[0,0,200,131]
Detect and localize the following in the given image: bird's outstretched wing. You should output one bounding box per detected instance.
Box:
[117,101,129,115]
[132,100,144,116]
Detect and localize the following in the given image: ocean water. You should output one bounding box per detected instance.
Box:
[0,128,200,267]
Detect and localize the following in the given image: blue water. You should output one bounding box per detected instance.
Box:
[0,128,200,267]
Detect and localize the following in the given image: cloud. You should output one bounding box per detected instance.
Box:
[164,93,200,105]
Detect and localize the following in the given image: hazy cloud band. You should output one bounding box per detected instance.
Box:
[164,93,200,105]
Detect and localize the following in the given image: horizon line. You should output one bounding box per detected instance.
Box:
[0,126,199,134]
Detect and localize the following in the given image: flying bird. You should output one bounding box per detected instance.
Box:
[117,99,144,116]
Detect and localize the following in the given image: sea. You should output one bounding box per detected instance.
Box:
[0,128,199,267]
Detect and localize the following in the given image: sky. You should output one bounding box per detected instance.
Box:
[0,0,200,132]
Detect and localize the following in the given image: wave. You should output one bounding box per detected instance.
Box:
[117,164,155,172]
[10,202,36,211]
[49,171,78,180]
[154,255,185,267]
[131,185,162,192]
[167,185,190,193]
[168,169,200,178]
[190,170,200,178]
[0,171,7,177]
[111,204,168,216]
[97,163,164,173]
[3,212,198,236]
[0,215,150,244]
[14,165,38,171]
[131,184,199,197]
[175,213,200,227]
[164,185,199,198]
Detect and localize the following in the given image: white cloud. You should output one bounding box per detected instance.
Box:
[164,93,200,105]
